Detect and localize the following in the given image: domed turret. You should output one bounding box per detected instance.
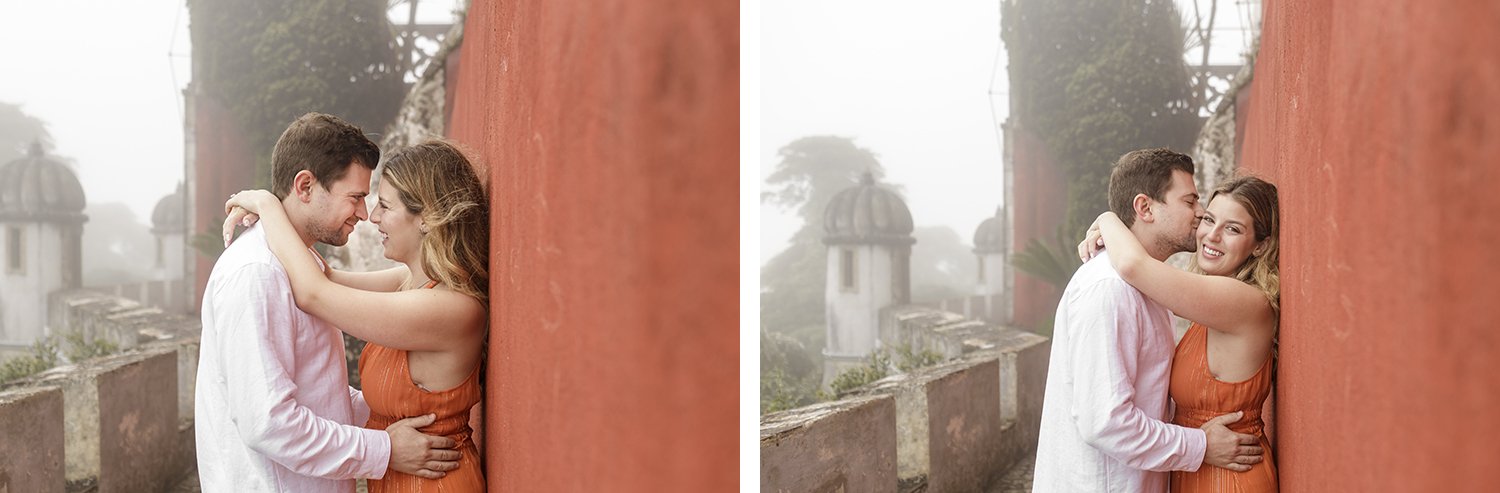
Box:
[151,182,187,235]
[1,141,87,346]
[972,206,1007,254]
[820,172,916,388]
[0,142,86,223]
[822,172,914,245]
[971,205,1010,323]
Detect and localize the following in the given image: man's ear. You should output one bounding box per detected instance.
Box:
[1132,194,1154,224]
[291,170,317,203]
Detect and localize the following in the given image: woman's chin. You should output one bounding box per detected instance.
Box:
[1196,256,1223,275]
[1198,260,1236,277]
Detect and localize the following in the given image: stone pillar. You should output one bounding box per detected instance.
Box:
[761,395,899,492]
[26,347,179,492]
[0,385,65,493]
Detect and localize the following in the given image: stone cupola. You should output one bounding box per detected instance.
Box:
[820,171,916,387]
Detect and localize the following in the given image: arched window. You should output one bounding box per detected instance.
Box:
[5,226,22,274]
[840,248,856,292]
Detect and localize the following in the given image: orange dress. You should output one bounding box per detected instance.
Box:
[358,290,484,492]
[1169,323,1277,493]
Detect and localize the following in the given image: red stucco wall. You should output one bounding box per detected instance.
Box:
[191,95,258,310]
[1008,128,1067,330]
[447,0,738,490]
[1239,0,1500,490]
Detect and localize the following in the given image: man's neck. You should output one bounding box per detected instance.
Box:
[281,197,318,248]
[1129,224,1176,262]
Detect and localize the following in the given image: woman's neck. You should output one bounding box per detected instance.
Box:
[404,262,433,290]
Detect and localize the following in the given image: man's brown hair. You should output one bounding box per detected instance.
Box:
[270,113,380,200]
[1107,148,1196,227]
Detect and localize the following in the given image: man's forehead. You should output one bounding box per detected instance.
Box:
[328,165,372,193]
[1168,170,1199,196]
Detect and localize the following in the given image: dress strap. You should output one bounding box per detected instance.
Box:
[422,279,439,289]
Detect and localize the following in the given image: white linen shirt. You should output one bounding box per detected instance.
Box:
[194,224,390,492]
[1032,251,1207,493]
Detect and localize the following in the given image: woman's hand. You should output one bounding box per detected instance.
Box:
[1077,214,1108,262]
[222,190,276,246]
[222,207,259,247]
[224,189,277,216]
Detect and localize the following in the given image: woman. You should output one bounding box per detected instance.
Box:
[226,140,489,492]
[1080,175,1280,493]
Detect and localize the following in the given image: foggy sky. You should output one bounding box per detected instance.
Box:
[758,0,1259,266]
[0,1,462,226]
[760,0,1006,265]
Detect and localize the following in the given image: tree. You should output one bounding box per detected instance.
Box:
[760,136,888,411]
[0,102,53,164]
[761,136,888,345]
[910,225,979,302]
[188,0,405,186]
[81,203,157,286]
[763,136,888,241]
[760,330,820,414]
[1003,0,1199,280]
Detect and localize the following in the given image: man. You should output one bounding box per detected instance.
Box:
[195,113,460,491]
[1032,148,1262,492]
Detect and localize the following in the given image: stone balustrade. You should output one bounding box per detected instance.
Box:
[0,386,65,493]
[761,394,899,492]
[0,289,200,492]
[761,328,1049,492]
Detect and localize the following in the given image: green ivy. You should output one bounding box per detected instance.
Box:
[1009,224,1084,291]
[187,0,404,189]
[62,331,119,362]
[1002,0,1200,283]
[0,337,59,384]
[823,344,946,399]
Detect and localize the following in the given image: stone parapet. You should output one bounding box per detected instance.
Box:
[773,328,1050,492]
[761,394,899,493]
[1,289,201,491]
[47,289,197,357]
[882,305,1014,359]
[13,347,181,492]
[0,385,65,493]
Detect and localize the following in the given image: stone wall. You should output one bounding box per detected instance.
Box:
[47,289,197,357]
[920,294,1008,327]
[90,279,194,316]
[448,0,740,488]
[760,395,899,493]
[881,305,1022,359]
[0,289,199,492]
[1239,0,1500,489]
[0,386,65,493]
[763,328,1049,492]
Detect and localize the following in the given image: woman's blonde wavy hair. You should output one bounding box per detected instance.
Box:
[1192,175,1280,315]
[380,140,489,304]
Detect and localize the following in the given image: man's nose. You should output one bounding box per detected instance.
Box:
[355,203,369,221]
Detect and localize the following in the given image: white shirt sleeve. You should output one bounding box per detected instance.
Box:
[211,263,391,480]
[1066,278,1207,472]
[350,386,371,427]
